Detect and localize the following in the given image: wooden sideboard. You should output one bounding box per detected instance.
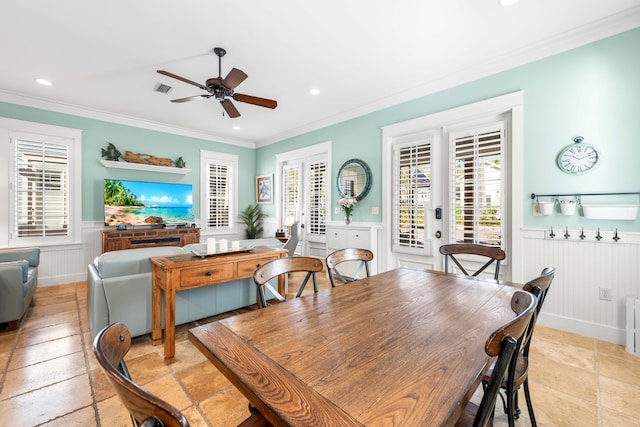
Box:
[101,227,200,253]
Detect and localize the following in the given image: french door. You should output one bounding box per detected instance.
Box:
[276,142,330,256]
[381,94,517,279]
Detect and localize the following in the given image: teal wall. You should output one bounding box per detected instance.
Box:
[257,28,640,231]
[0,103,256,222]
[1,28,639,231]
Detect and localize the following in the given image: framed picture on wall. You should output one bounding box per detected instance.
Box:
[256,174,273,204]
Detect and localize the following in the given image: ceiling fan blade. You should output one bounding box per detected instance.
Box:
[233,93,278,109]
[170,94,211,103]
[220,99,241,118]
[157,70,207,91]
[221,68,248,90]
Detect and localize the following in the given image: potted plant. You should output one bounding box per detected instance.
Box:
[238,204,266,239]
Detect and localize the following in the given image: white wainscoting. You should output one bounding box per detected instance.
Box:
[36,222,639,347]
[521,228,640,346]
[37,222,103,286]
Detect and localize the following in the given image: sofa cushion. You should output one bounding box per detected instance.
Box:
[95,246,185,278]
[1,260,29,282]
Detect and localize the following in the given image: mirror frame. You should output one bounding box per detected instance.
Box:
[336,158,372,201]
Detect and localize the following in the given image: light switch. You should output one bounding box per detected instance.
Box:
[335,207,341,214]
[371,206,379,215]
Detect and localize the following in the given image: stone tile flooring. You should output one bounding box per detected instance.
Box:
[1,277,639,426]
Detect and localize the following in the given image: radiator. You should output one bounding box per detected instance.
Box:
[627,296,640,356]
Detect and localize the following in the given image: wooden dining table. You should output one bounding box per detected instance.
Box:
[188,267,521,426]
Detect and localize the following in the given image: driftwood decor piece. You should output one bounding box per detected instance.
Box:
[121,151,173,167]
[100,142,185,168]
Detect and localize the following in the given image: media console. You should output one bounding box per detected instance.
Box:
[101,227,200,253]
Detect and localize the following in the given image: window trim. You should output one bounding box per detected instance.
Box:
[199,149,238,235]
[1,118,82,248]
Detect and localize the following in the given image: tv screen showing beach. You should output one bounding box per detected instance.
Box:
[104,179,193,226]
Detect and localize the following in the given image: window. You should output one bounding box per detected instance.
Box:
[2,119,82,247]
[393,138,432,250]
[281,164,300,225]
[14,139,69,238]
[200,150,237,233]
[450,123,504,246]
[305,158,327,236]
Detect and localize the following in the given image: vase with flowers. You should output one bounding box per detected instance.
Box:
[338,196,357,224]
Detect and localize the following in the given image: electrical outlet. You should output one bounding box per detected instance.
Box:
[371,206,379,215]
[599,287,612,301]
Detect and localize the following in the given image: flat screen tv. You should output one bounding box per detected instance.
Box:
[104,179,193,226]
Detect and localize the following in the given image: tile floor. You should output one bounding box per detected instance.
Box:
[0,277,639,426]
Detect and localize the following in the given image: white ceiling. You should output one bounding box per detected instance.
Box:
[1,1,640,147]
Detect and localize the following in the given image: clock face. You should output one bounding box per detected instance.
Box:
[557,143,600,174]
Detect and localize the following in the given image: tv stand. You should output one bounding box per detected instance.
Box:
[102,228,200,253]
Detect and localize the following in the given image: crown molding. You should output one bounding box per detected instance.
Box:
[0,90,257,149]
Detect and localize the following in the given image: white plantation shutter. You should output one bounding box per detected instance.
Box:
[281,164,300,224]
[450,124,503,246]
[306,160,327,236]
[14,138,70,238]
[206,163,233,229]
[393,139,431,249]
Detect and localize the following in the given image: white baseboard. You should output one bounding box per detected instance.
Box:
[538,312,626,345]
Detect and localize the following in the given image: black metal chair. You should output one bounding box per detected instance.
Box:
[253,257,324,307]
[439,243,506,280]
[482,267,555,426]
[325,248,374,287]
[455,290,537,427]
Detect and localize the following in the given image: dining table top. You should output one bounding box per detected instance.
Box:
[188,267,521,427]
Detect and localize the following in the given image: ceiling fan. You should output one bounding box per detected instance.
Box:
[157,47,277,118]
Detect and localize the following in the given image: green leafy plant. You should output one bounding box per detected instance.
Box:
[238,204,266,239]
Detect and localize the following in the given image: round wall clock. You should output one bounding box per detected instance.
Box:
[557,136,601,175]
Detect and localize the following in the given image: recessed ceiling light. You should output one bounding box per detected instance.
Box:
[309,88,320,95]
[499,0,520,6]
[35,78,53,86]
[232,126,241,130]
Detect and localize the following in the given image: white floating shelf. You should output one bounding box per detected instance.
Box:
[100,160,191,175]
[582,204,639,220]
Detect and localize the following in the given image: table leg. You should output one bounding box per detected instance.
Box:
[151,269,162,346]
[164,287,176,362]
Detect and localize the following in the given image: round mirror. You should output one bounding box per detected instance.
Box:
[336,159,372,201]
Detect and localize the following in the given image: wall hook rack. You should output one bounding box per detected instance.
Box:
[531,191,640,200]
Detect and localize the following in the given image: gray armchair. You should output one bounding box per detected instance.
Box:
[0,247,40,330]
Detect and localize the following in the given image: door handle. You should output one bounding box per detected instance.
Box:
[435,230,441,239]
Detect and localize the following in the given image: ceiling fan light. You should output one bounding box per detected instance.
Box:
[309,88,320,95]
